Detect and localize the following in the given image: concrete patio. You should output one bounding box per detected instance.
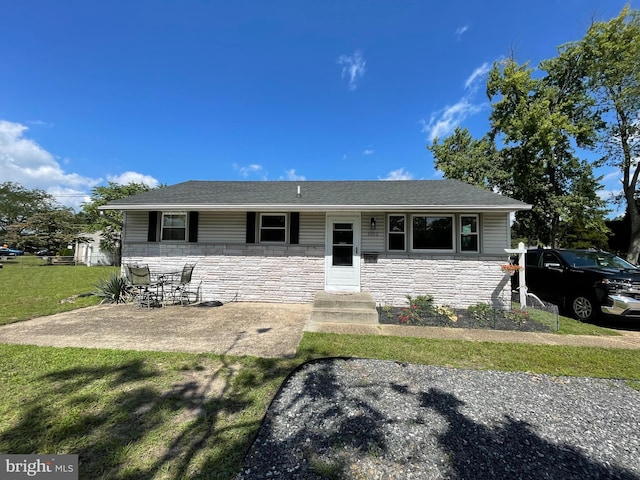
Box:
[0,302,312,358]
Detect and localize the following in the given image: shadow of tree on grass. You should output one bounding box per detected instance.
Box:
[0,341,299,480]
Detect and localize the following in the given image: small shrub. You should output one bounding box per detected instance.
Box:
[397,295,458,325]
[505,308,530,325]
[380,304,394,320]
[435,305,458,323]
[467,303,494,326]
[398,294,437,325]
[94,273,130,304]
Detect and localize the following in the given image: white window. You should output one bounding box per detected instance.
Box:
[387,215,406,251]
[460,215,479,252]
[161,212,187,241]
[411,215,454,251]
[260,214,287,243]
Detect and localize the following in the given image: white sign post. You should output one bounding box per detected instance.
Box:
[504,242,527,309]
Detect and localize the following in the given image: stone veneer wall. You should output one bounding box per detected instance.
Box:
[361,254,511,309]
[124,244,511,307]
[123,243,325,304]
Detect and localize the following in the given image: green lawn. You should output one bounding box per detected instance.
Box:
[0,257,118,325]
[1,339,638,479]
[1,264,638,479]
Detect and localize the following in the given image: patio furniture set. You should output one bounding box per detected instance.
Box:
[125,263,200,308]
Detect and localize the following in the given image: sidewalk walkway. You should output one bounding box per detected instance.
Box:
[304,321,640,349]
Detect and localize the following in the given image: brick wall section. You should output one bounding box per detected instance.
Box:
[123,244,511,307]
[361,254,512,309]
[123,243,325,303]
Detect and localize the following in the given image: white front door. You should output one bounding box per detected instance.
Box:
[325,214,361,292]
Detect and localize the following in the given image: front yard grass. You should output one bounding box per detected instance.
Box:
[0,259,118,325]
[524,305,621,336]
[1,338,639,479]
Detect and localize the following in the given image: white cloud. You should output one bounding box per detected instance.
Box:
[281,169,306,181]
[455,25,469,39]
[464,62,491,91]
[233,163,265,178]
[107,171,159,187]
[380,168,414,180]
[0,119,102,209]
[421,99,484,142]
[362,149,374,156]
[338,50,366,91]
[421,62,491,142]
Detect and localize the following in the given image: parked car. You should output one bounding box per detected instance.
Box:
[0,246,24,256]
[513,248,640,322]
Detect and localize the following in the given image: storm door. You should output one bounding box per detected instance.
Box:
[325,215,361,291]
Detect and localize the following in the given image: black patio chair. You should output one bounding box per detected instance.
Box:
[126,264,163,308]
[168,263,200,305]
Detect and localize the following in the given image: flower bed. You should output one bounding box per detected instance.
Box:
[378,295,551,332]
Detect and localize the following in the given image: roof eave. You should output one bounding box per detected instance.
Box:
[100,203,532,212]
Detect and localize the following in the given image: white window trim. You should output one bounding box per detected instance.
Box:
[387,214,407,252]
[459,214,480,253]
[410,214,455,252]
[161,211,187,242]
[259,213,287,244]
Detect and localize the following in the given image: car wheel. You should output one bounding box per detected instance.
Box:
[570,295,597,322]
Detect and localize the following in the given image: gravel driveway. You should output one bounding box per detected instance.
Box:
[238,359,640,479]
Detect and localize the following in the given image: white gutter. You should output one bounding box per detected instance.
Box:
[100,203,532,212]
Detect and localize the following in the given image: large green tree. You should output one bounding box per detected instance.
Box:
[0,182,57,240]
[487,58,608,248]
[81,182,162,262]
[558,6,640,261]
[428,127,505,190]
[429,57,609,249]
[5,208,86,254]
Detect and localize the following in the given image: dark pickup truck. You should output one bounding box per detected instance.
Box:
[514,248,640,322]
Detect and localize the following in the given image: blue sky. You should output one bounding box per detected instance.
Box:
[0,0,635,212]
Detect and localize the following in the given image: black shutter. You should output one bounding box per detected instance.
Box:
[246,212,256,243]
[148,211,159,242]
[188,211,199,243]
[290,212,300,244]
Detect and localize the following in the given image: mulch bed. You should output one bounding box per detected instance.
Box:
[377,306,552,332]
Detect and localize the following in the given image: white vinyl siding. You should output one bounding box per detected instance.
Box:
[199,212,246,243]
[361,213,385,252]
[124,210,512,253]
[123,212,151,242]
[299,213,325,244]
[482,213,509,254]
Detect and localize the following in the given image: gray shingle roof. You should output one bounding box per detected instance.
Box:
[102,180,531,212]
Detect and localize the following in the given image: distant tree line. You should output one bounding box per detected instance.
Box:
[0,181,158,261]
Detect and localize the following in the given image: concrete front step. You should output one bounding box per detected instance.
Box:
[309,291,379,324]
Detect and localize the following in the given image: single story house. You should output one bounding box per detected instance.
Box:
[101,180,531,308]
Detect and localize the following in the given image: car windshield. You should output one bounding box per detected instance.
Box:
[559,251,638,270]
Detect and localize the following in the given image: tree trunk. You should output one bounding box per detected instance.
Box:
[627,199,640,264]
